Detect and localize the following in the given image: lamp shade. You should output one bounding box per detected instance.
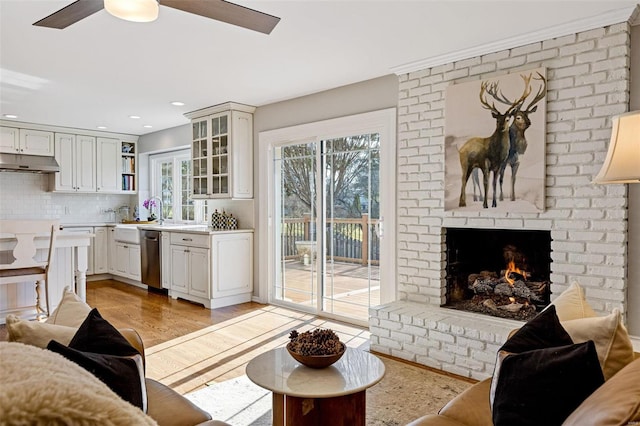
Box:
[592,110,640,184]
[104,0,159,23]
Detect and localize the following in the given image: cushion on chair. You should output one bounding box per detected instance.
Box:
[47,308,147,412]
[45,286,92,327]
[6,314,77,348]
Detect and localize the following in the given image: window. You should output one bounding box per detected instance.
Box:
[150,149,202,223]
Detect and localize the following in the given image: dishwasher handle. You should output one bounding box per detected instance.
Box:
[145,236,159,242]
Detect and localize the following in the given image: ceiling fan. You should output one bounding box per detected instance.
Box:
[33,0,280,34]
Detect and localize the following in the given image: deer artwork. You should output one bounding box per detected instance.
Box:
[494,72,547,201]
[458,79,531,208]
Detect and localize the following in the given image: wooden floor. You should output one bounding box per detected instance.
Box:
[86,280,370,394]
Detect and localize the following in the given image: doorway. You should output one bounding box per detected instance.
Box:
[261,109,396,326]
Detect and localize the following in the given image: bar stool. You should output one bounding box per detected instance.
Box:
[0,220,59,319]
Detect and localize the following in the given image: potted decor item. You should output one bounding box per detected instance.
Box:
[287,328,346,368]
[143,199,157,221]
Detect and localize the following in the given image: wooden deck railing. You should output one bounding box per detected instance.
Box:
[281,214,380,265]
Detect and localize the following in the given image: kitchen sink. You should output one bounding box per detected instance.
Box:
[114,225,140,243]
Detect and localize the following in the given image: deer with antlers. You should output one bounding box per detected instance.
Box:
[496,72,547,202]
[458,78,531,208]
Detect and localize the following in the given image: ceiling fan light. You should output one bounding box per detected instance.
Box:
[104,0,159,23]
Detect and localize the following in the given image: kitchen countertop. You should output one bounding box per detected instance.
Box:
[61,222,253,235]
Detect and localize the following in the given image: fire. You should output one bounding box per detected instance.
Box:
[505,261,526,286]
[509,297,515,304]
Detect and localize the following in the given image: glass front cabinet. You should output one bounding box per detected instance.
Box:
[186,102,254,199]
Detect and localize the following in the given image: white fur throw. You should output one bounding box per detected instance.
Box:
[0,342,157,425]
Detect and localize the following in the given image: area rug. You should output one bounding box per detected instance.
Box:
[185,354,473,426]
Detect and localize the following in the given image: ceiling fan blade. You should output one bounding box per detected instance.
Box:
[161,0,280,34]
[33,0,104,29]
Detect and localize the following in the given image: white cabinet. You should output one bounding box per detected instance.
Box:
[115,242,141,281]
[211,232,253,299]
[0,127,19,153]
[168,230,253,308]
[0,127,54,156]
[96,137,120,193]
[169,233,211,299]
[53,133,96,192]
[185,102,254,199]
[62,226,109,276]
[120,141,136,193]
[93,227,108,274]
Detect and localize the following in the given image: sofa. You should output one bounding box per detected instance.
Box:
[408,353,640,426]
[3,287,230,426]
[409,282,640,426]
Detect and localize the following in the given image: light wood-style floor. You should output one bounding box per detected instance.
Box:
[86,279,370,394]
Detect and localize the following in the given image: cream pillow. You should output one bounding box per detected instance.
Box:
[550,281,597,321]
[562,309,635,380]
[46,286,92,327]
[6,315,77,348]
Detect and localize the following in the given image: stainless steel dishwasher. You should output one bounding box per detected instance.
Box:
[141,229,162,289]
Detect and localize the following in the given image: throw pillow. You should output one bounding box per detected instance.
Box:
[492,341,604,426]
[47,308,147,412]
[6,314,77,348]
[0,342,156,425]
[562,309,635,380]
[45,286,92,327]
[490,306,574,408]
[549,281,597,321]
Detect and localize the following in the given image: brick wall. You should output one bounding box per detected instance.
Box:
[370,23,632,379]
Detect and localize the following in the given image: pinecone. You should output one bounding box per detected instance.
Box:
[287,328,342,356]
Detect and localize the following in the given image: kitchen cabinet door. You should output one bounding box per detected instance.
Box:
[115,243,130,276]
[129,244,141,281]
[170,245,189,293]
[19,129,54,156]
[161,232,171,289]
[108,227,117,274]
[96,137,120,193]
[212,232,253,298]
[188,247,210,299]
[93,227,108,274]
[0,127,19,153]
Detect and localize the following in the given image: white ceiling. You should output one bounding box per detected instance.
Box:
[0,0,638,136]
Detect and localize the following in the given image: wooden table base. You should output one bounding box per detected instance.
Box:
[272,391,366,426]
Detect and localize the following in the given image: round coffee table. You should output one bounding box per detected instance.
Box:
[246,346,385,426]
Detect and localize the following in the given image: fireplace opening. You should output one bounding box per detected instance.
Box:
[444,228,552,321]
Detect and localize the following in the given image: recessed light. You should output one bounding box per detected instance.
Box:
[143,125,153,128]
[129,115,141,119]
[170,101,185,106]
[97,126,107,130]
[3,114,18,119]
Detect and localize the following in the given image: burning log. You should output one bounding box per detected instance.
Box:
[498,302,524,312]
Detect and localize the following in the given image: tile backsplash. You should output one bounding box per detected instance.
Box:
[0,173,134,224]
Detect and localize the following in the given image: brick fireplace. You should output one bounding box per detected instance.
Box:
[369,21,632,380]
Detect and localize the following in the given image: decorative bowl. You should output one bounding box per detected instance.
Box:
[286,342,346,369]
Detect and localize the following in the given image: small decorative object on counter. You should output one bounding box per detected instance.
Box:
[227,213,238,230]
[211,209,225,229]
[143,199,157,221]
[286,328,345,368]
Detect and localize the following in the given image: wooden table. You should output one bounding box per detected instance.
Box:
[246,347,385,426]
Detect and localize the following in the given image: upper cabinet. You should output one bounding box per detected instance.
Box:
[54,133,97,192]
[185,102,254,199]
[0,127,54,156]
[52,133,137,194]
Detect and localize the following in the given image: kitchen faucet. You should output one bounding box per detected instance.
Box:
[150,196,164,225]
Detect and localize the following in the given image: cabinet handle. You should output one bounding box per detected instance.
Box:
[124,245,128,248]
[182,238,193,241]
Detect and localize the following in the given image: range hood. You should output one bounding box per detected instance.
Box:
[0,153,60,173]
